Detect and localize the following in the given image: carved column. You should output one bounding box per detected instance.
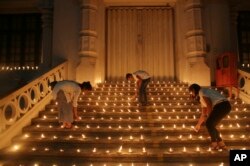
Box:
[185,0,210,86]
[38,0,53,69]
[76,0,98,84]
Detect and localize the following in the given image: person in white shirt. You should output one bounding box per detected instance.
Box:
[189,83,231,150]
[126,70,151,106]
[50,80,92,129]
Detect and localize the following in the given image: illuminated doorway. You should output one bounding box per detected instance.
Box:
[106,6,175,80]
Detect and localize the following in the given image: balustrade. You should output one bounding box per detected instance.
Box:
[0,62,68,149]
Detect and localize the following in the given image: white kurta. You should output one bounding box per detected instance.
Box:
[56,90,73,123]
[52,80,81,107]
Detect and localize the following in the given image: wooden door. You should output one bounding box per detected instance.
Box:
[106,7,175,80]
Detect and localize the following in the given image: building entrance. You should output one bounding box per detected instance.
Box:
[106,6,175,80]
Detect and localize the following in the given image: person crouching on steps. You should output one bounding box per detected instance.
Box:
[50,80,92,129]
[188,83,231,150]
[126,70,151,106]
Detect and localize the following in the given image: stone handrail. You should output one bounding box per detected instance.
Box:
[0,62,68,149]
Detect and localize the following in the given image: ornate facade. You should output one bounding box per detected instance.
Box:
[0,0,250,87]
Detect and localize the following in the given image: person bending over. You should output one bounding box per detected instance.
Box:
[50,80,92,128]
[189,83,231,150]
[126,70,151,106]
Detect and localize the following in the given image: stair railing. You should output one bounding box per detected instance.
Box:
[0,62,68,149]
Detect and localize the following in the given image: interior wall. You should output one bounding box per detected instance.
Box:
[174,0,233,85]
[203,0,231,84]
[50,0,237,84]
[174,0,189,83]
[52,0,80,80]
[95,0,106,84]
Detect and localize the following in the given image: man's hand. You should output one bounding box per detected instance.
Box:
[194,124,201,132]
[130,94,137,101]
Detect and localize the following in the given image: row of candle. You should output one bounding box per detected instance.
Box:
[241,63,250,68]
[75,107,247,113]
[94,87,188,92]
[1,66,39,71]
[11,142,247,156]
[57,115,246,120]
[103,80,187,84]
[22,133,248,141]
[36,122,249,130]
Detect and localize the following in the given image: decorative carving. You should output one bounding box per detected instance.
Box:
[77,0,98,84]
[79,0,97,58]
[185,0,206,59]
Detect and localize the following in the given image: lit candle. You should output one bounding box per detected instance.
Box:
[142,147,146,153]
[118,146,122,153]
[41,134,45,138]
[24,134,29,138]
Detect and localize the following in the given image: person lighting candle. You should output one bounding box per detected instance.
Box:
[50,80,92,129]
[188,83,231,150]
[126,70,151,106]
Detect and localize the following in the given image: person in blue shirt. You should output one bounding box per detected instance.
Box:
[189,83,231,150]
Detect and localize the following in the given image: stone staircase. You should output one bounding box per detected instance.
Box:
[0,81,249,166]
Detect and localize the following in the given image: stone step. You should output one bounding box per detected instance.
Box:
[0,81,247,166]
[0,160,228,166]
[39,105,250,112]
[37,114,250,123]
[97,81,188,86]
[2,149,229,166]
[85,91,190,96]
[11,133,250,147]
[31,117,250,128]
[22,125,250,136]
[80,95,192,100]
[78,96,243,103]
[45,103,250,112]
[2,140,248,153]
[94,86,190,90]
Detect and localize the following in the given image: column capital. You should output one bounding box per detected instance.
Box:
[185,0,203,11]
[185,0,206,59]
[79,0,98,10]
[77,0,98,85]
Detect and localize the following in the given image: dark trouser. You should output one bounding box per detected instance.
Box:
[205,101,231,142]
[139,78,150,105]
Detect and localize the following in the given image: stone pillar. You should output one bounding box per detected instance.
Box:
[76,0,98,85]
[38,0,53,69]
[185,0,210,86]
